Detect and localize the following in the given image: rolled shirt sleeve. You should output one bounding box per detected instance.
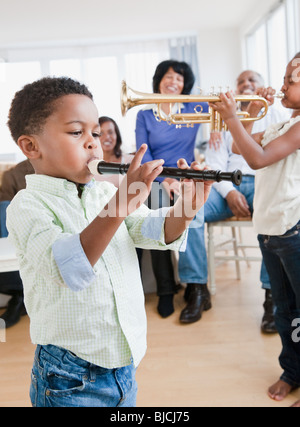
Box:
[140,206,188,252]
[52,234,96,292]
[53,206,188,293]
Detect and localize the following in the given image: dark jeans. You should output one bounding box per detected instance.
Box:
[179,177,270,289]
[258,220,300,387]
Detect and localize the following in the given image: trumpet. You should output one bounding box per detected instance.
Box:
[121,81,282,132]
[88,160,243,186]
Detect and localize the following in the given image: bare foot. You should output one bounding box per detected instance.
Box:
[291,400,300,407]
[268,380,293,401]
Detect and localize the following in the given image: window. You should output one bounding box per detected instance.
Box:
[0,61,41,159]
[0,51,169,157]
[0,35,200,158]
[245,0,300,89]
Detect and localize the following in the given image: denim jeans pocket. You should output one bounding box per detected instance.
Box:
[46,369,85,396]
[44,366,86,407]
[278,223,300,239]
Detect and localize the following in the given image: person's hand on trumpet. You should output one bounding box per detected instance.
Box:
[115,144,213,243]
[246,86,276,118]
[208,91,238,123]
[208,131,223,151]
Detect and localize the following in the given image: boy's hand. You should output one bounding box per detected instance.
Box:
[176,158,213,219]
[164,159,213,245]
[117,144,164,217]
[162,177,181,200]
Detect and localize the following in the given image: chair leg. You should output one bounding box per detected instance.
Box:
[207,224,216,295]
[238,228,251,267]
[231,226,241,280]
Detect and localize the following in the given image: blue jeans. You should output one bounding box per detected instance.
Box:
[258,221,300,387]
[30,345,138,407]
[0,201,10,237]
[179,177,270,288]
[0,201,23,294]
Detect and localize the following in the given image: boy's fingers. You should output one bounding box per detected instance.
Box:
[177,158,189,169]
[190,161,205,171]
[130,144,148,170]
[145,165,164,183]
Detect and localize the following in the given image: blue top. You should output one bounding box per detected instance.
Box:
[135,102,208,182]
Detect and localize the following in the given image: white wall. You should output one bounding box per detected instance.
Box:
[0,0,269,46]
[0,0,279,87]
[197,28,242,92]
[0,0,280,92]
[0,0,281,157]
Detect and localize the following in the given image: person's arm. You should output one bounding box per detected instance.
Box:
[135,110,155,164]
[82,150,212,266]
[212,92,300,169]
[231,132,265,155]
[241,87,276,136]
[164,159,212,244]
[80,144,164,266]
[205,133,235,197]
[205,134,251,217]
[0,169,16,201]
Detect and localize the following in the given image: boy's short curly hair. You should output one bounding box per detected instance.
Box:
[7,76,93,143]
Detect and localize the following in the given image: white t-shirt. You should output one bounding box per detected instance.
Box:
[253,116,300,236]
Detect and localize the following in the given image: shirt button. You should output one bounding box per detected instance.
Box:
[64,182,74,191]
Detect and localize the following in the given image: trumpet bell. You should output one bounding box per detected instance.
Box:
[121,80,136,116]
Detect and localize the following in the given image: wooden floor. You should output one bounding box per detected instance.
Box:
[0,229,299,407]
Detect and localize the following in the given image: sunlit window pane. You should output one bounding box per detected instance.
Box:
[245,1,298,89]
[246,24,269,83]
[267,5,288,89]
[50,59,82,81]
[0,61,41,157]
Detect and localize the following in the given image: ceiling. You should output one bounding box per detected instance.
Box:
[0,0,278,45]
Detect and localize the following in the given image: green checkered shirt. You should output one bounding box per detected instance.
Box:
[7,175,186,368]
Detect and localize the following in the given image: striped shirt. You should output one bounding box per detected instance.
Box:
[7,175,187,368]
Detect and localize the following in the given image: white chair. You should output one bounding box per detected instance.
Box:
[0,238,19,308]
[207,216,261,295]
[0,238,19,273]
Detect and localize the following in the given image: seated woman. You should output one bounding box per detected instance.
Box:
[98,116,133,188]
